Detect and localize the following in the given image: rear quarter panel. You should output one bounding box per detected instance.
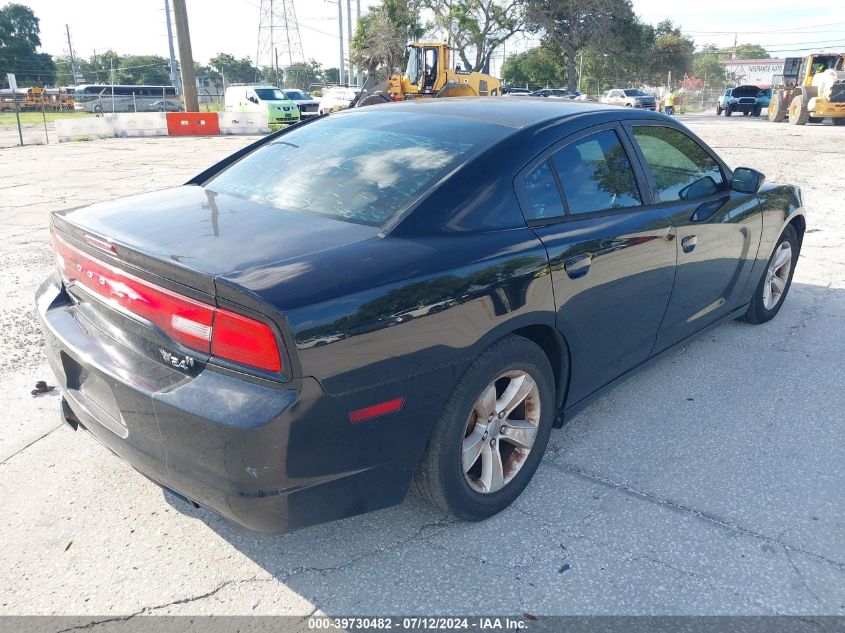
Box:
[219,229,554,396]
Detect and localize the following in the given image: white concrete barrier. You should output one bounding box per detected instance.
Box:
[55,117,114,142]
[218,112,270,135]
[105,112,168,138]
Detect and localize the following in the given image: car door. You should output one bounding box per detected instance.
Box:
[516,123,676,404]
[622,123,763,353]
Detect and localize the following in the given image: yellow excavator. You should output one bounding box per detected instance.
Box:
[768,53,845,125]
[354,42,501,107]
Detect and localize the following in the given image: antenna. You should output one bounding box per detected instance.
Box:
[256,0,305,87]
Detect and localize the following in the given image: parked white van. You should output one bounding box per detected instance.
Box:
[224,85,301,125]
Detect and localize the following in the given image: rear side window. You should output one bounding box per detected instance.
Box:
[523,161,565,220]
[551,129,642,214]
[632,126,726,202]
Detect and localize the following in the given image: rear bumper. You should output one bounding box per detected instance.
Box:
[36,275,436,533]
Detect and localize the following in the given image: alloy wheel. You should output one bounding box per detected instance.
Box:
[763,241,793,310]
[461,370,541,494]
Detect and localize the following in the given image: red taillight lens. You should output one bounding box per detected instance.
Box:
[51,231,283,374]
[212,309,281,373]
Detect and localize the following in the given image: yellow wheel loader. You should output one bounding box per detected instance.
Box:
[354,42,501,107]
[768,53,845,125]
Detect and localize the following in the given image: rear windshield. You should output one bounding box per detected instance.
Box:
[205,111,501,226]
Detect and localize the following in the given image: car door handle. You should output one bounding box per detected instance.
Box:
[681,235,697,253]
[564,253,592,279]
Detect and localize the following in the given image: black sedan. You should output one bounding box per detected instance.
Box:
[37,99,805,533]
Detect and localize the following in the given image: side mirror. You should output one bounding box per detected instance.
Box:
[731,167,765,194]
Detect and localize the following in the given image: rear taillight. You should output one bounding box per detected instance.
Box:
[51,231,283,374]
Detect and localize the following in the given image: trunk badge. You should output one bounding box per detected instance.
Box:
[159,348,196,371]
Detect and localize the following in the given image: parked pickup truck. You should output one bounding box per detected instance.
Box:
[717,85,764,116]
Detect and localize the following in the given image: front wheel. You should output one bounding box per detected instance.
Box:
[741,225,798,324]
[412,335,556,521]
[716,105,723,115]
[725,106,733,116]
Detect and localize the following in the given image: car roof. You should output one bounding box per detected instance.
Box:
[337,97,664,129]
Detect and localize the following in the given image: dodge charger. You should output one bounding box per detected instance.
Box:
[37,99,805,533]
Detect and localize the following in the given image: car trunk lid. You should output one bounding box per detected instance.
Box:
[52,184,378,296]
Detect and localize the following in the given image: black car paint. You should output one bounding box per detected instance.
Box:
[37,99,805,532]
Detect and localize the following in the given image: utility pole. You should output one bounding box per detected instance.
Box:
[356,0,361,85]
[732,33,738,60]
[337,0,345,85]
[172,0,199,111]
[346,0,353,86]
[66,25,79,85]
[163,0,181,93]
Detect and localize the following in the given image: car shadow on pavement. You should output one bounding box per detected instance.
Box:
[160,280,845,615]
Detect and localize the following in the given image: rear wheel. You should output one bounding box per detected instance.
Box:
[412,335,556,521]
[742,225,798,324]
[789,94,810,125]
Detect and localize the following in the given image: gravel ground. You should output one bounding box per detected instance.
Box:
[0,115,843,618]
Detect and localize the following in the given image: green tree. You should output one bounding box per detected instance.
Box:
[692,44,726,87]
[114,55,170,84]
[351,4,408,79]
[351,0,423,81]
[0,3,55,85]
[323,67,340,84]
[648,19,694,86]
[732,43,770,60]
[525,0,636,93]
[207,53,259,84]
[501,43,565,87]
[284,59,323,90]
[423,0,525,72]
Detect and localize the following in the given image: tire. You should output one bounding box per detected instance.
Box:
[833,117,845,126]
[788,94,809,125]
[741,225,799,324]
[743,110,750,116]
[725,106,733,116]
[769,90,788,122]
[412,335,557,521]
[93,104,103,114]
[753,106,762,116]
[716,105,723,115]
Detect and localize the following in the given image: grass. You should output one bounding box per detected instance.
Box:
[0,111,90,125]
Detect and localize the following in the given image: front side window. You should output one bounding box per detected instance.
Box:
[632,126,726,202]
[551,129,642,215]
